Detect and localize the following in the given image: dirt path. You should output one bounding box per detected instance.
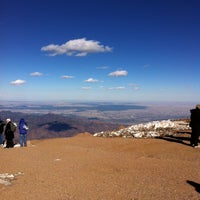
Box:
[0,133,200,200]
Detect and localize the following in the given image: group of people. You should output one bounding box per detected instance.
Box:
[0,118,29,148]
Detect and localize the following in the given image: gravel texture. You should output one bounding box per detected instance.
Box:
[0,133,200,200]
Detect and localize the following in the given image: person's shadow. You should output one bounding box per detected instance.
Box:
[187,180,200,193]
[156,134,191,146]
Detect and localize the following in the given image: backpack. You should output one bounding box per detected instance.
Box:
[10,122,17,132]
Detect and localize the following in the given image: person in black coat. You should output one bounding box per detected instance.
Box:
[190,104,200,147]
[0,118,5,145]
[4,118,15,148]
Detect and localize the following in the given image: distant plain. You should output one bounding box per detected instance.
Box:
[0,101,194,124]
[0,101,195,141]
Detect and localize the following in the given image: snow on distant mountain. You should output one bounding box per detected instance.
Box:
[93,120,190,138]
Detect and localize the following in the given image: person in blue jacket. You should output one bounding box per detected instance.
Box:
[19,118,29,147]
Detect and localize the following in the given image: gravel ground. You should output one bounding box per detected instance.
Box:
[0,133,200,200]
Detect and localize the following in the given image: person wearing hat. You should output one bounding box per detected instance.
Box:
[190,104,200,147]
[4,118,15,148]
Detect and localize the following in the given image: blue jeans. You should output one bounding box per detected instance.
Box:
[20,134,27,147]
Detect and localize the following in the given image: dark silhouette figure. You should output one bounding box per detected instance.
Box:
[0,117,5,145]
[4,118,15,148]
[190,104,200,147]
[187,180,200,193]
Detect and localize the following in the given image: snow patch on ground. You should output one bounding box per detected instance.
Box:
[93,120,190,138]
[0,172,23,186]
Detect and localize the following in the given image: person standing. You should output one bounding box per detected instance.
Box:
[0,118,5,146]
[19,118,29,147]
[4,118,15,148]
[190,104,200,147]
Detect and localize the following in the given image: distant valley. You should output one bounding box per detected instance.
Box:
[0,101,194,141]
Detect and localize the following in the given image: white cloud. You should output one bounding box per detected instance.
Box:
[41,38,112,57]
[10,79,26,85]
[108,86,126,90]
[129,84,141,90]
[133,86,140,90]
[84,78,99,83]
[108,70,128,77]
[96,66,109,70]
[81,87,91,90]
[116,86,125,90]
[30,72,43,76]
[61,75,74,79]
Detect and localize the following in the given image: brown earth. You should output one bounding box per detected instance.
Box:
[0,133,200,200]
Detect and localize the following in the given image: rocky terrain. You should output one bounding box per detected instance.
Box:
[1,119,200,199]
[93,119,190,138]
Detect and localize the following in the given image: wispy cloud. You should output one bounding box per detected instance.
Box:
[41,38,112,57]
[81,86,91,90]
[30,72,43,76]
[61,75,74,79]
[10,79,26,85]
[84,78,99,83]
[143,64,150,68]
[96,66,109,70]
[108,70,128,77]
[108,86,126,90]
[129,84,141,90]
[116,86,125,90]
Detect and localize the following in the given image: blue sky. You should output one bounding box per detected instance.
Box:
[1,0,199,102]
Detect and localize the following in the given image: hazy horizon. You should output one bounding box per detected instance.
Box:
[0,100,193,125]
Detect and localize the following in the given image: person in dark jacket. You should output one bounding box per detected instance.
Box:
[19,118,29,147]
[0,118,5,145]
[4,118,15,148]
[190,104,200,147]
